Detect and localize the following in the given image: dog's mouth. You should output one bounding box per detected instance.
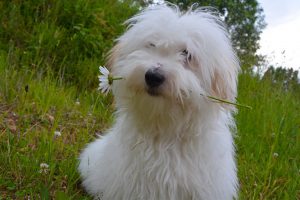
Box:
[146,88,161,96]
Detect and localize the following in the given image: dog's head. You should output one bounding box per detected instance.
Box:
[107,5,239,122]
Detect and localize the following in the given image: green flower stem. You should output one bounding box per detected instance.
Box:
[108,75,123,85]
[202,94,252,109]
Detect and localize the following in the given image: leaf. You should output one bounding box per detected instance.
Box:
[55,191,69,200]
[40,184,50,200]
[6,182,16,191]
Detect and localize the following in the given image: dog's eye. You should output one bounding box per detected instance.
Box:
[181,49,192,62]
[182,49,188,56]
[149,43,156,47]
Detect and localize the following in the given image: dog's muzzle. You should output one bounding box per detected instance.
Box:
[145,67,165,96]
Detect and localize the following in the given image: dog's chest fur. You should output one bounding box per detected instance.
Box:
[96,115,235,200]
[79,110,237,200]
[121,143,198,199]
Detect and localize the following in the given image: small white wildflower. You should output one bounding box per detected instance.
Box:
[273,152,279,158]
[98,66,123,95]
[39,163,49,174]
[75,99,80,105]
[98,66,111,95]
[40,163,49,168]
[54,131,61,137]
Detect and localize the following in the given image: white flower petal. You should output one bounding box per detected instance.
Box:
[101,85,109,92]
[40,163,49,168]
[99,81,109,87]
[103,87,111,95]
[99,74,107,78]
[98,66,114,95]
[99,66,110,76]
[99,77,108,82]
[98,75,107,80]
[99,84,106,90]
[99,82,110,91]
[54,131,61,137]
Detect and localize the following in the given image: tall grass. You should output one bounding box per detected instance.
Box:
[237,72,299,199]
[0,50,114,199]
[0,1,299,199]
[0,0,137,89]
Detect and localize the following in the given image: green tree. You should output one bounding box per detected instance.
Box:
[138,0,266,70]
[263,66,300,95]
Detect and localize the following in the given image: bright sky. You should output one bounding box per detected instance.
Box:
[258,0,300,71]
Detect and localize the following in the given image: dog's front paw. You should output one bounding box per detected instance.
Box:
[94,191,104,200]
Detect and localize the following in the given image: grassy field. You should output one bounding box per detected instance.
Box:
[236,73,299,199]
[0,62,114,199]
[0,1,299,199]
[1,65,299,199]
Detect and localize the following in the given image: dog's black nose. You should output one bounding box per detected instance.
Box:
[145,68,165,88]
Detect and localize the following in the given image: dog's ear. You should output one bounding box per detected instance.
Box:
[106,43,121,70]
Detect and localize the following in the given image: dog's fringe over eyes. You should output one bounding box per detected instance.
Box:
[98,66,252,109]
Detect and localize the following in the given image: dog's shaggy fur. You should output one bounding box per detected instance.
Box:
[79,4,239,200]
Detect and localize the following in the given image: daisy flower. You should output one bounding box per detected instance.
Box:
[98,66,122,95]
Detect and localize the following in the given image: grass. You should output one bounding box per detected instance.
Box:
[0,57,114,199]
[0,0,138,90]
[1,58,299,200]
[236,73,300,199]
[0,1,299,199]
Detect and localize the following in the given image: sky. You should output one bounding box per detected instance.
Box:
[153,0,300,71]
[258,0,300,71]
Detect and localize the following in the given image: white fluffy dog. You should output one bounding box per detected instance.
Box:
[79,4,239,200]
